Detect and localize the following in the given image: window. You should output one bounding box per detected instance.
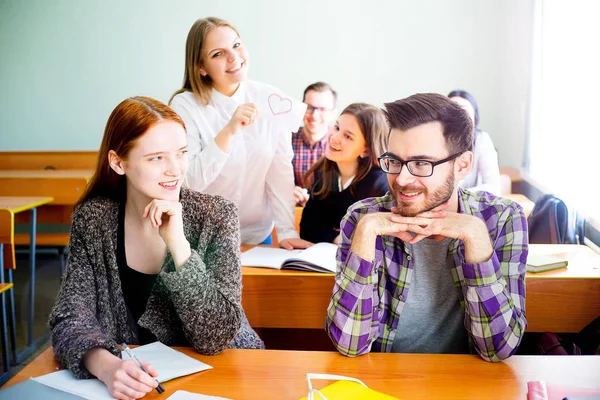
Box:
[527,0,600,221]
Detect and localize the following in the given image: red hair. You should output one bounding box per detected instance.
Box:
[77,96,185,207]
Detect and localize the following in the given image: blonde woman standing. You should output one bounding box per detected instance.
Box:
[170,17,311,249]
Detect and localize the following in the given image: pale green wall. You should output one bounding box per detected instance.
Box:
[0,0,533,168]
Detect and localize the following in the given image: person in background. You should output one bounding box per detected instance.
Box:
[300,103,388,243]
[49,96,263,400]
[326,93,527,361]
[292,82,337,205]
[170,17,311,249]
[448,90,501,195]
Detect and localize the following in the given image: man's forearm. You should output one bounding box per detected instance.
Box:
[462,219,494,264]
[349,217,378,261]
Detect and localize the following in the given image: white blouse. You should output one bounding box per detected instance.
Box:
[170,80,299,244]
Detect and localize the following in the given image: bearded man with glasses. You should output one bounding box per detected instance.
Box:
[326,93,528,362]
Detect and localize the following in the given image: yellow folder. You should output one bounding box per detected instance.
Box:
[299,380,399,400]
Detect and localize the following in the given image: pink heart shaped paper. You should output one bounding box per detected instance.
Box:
[268,94,293,115]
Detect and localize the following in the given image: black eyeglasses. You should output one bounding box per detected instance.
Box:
[378,152,464,177]
[305,104,331,115]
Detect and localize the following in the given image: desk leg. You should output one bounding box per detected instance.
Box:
[9,208,46,365]
[27,208,37,347]
[6,269,16,366]
[1,245,17,367]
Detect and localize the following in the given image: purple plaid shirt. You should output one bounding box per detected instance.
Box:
[326,188,528,361]
[292,127,327,187]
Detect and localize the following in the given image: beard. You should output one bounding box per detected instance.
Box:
[391,172,455,217]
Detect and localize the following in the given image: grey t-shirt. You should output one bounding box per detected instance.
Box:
[391,238,469,354]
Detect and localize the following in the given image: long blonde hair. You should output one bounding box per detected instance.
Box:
[169,17,240,106]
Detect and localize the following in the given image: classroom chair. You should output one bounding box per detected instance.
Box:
[0,280,13,386]
[0,209,17,385]
[295,206,303,233]
[268,207,304,246]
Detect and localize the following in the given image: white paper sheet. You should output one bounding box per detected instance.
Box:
[167,390,231,400]
[283,242,338,273]
[33,371,113,400]
[121,341,212,382]
[241,246,302,269]
[255,86,306,132]
[33,342,212,399]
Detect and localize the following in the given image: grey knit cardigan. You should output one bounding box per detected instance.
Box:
[49,188,264,379]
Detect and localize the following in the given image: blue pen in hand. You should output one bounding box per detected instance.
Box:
[121,343,165,394]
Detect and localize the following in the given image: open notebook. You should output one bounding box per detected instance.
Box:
[241,242,338,273]
[31,342,212,400]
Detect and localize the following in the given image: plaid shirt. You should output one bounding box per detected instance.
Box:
[292,127,328,187]
[326,188,528,361]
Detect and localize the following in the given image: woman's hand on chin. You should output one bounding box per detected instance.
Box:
[143,199,191,269]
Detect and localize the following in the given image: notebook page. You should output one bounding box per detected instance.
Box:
[121,342,212,382]
[167,390,231,399]
[33,371,112,400]
[241,246,302,268]
[33,342,212,399]
[285,242,338,272]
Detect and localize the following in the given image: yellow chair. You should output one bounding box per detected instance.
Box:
[0,282,13,385]
[0,209,16,385]
[270,207,304,246]
[295,206,303,233]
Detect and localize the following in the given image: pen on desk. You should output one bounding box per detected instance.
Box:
[121,343,165,394]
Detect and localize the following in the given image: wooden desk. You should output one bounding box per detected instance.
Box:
[5,347,600,399]
[243,265,332,330]
[0,197,55,268]
[0,196,55,364]
[0,170,92,206]
[526,244,600,332]
[499,166,524,183]
[0,169,92,248]
[500,166,525,194]
[0,151,98,171]
[505,193,535,218]
[242,244,600,333]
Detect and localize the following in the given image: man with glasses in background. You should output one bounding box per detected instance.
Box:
[326,93,528,361]
[292,82,337,205]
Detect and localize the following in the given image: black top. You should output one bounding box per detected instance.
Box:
[300,166,389,243]
[117,204,158,344]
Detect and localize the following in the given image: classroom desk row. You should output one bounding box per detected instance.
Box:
[0,169,93,227]
[0,170,92,206]
[0,168,535,221]
[0,166,93,370]
[4,346,600,399]
[241,244,600,334]
[0,196,55,365]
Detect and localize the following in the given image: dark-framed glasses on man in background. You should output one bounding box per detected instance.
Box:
[305,104,331,115]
